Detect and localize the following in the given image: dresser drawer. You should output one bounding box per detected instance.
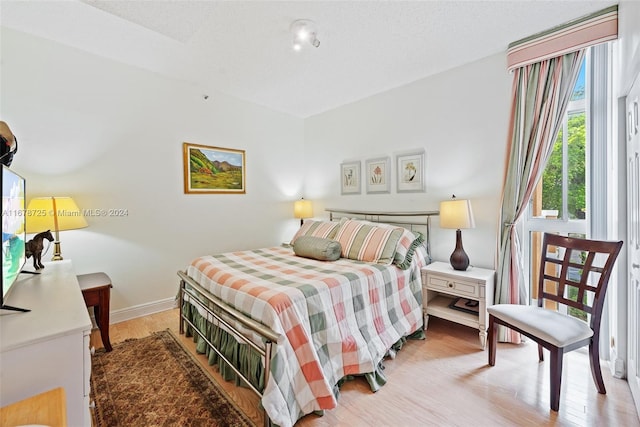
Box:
[425,274,480,298]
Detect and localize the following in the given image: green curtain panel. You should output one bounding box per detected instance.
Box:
[496,50,584,343]
[496,6,619,343]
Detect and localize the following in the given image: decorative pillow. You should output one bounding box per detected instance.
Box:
[290,220,341,245]
[393,229,425,270]
[293,236,342,261]
[354,220,426,270]
[333,219,403,264]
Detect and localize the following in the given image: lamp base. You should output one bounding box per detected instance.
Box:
[51,241,63,261]
[450,229,470,271]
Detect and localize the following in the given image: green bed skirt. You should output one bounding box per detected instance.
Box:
[182,300,425,397]
[182,301,265,391]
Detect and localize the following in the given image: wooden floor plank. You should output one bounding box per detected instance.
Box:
[94,309,640,426]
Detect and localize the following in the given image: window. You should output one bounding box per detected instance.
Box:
[523,44,610,321]
[533,57,587,223]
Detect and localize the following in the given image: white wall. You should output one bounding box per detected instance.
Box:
[1,28,305,313]
[304,53,512,269]
[608,0,640,377]
[2,27,512,316]
[618,1,640,94]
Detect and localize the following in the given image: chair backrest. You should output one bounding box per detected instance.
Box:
[538,233,623,329]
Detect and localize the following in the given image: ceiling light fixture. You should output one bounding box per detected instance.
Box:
[290,19,320,51]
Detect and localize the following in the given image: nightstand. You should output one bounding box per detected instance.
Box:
[78,272,113,352]
[422,261,495,349]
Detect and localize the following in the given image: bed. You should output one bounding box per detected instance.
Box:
[177,209,438,427]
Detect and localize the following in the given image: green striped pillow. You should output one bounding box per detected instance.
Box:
[290,220,341,244]
[357,220,426,269]
[333,219,403,264]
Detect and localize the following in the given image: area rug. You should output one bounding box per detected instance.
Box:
[90,329,255,427]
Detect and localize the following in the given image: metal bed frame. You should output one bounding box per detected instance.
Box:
[178,271,277,427]
[177,208,439,426]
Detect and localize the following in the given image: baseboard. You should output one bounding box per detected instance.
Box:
[106,297,178,325]
[609,348,626,379]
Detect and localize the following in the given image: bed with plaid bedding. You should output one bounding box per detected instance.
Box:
[184,245,427,427]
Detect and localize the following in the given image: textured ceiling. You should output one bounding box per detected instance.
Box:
[1,0,617,117]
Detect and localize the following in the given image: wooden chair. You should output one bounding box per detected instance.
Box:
[487,233,623,411]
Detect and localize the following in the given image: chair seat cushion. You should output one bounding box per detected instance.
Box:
[488,304,593,347]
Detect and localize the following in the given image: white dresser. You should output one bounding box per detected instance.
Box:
[0,260,92,426]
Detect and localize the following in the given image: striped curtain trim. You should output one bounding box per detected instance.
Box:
[507,5,617,71]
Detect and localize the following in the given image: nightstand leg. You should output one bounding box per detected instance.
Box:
[423,313,430,331]
[479,330,487,349]
[98,290,112,352]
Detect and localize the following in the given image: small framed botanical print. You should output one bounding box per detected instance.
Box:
[340,161,361,195]
[365,156,390,194]
[396,150,425,193]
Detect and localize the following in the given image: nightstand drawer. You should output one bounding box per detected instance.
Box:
[426,275,480,298]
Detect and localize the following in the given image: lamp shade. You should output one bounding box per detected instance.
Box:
[293,199,313,219]
[440,198,475,230]
[26,197,88,233]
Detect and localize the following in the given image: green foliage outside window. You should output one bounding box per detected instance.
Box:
[541,113,586,219]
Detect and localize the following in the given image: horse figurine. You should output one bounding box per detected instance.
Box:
[25,230,54,270]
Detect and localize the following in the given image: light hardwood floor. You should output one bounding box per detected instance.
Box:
[93,309,640,426]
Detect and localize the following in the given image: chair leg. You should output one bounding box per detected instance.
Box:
[549,347,563,411]
[589,338,606,394]
[488,315,497,366]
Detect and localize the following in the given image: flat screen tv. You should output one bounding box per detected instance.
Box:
[2,164,29,312]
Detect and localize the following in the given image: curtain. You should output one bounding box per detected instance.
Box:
[506,5,617,71]
[494,5,618,343]
[495,52,584,343]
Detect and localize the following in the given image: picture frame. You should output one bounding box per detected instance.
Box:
[395,150,425,193]
[183,142,246,194]
[365,156,390,194]
[340,161,361,195]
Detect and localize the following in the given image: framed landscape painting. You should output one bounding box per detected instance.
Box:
[183,142,246,194]
[340,161,361,195]
[365,156,390,194]
[396,150,425,193]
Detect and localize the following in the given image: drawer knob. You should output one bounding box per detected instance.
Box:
[448,282,454,288]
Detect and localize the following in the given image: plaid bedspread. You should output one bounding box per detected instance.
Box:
[185,246,426,427]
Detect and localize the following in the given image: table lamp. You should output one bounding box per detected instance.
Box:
[293,198,313,227]
[25,196,88,261]
[439,195,475,271]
